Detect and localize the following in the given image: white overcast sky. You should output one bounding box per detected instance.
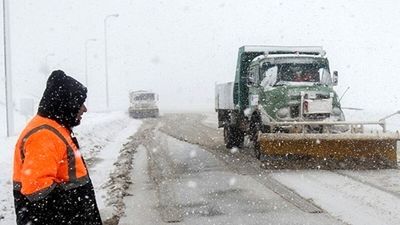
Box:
[1,0,400,113]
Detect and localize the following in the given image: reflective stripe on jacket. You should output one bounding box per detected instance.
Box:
[13,115,90,201]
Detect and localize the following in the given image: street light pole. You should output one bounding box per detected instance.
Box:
[85,38,96,87]
[2,0,13,136]
[103,13,118,109]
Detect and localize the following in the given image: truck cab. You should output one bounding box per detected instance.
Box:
[233,46,344,132]
[246,51,344,127]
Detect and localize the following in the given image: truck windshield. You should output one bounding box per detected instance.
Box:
[260,57,332,86]
[279,63,321,82]
[134,93,155,101]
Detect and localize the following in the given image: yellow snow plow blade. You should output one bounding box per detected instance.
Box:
[258,133,399,169]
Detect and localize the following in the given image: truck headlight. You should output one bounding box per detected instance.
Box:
[332,107,342,116]
[332,107,345,121]
[277,107,290,118]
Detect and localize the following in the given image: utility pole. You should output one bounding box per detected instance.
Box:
[104,13,118,109]
[3,0,13,136]
[85,38,96,108]
[85,38,96,87]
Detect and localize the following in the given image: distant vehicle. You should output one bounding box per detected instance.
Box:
[128,90,159,118]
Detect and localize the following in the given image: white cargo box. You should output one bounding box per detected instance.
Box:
[215,82,234,110]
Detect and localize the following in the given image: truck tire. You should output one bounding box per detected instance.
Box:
[234,129,244,148]
[224,125,234,149]
[254,140,261,160]
[250,112,268,160]
[224,125,243,149]
[249,113,261,142]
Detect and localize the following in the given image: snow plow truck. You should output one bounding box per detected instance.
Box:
[129,90,159,118]
[215,46,399,169]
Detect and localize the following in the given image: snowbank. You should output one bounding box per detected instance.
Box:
[0,111,141,224]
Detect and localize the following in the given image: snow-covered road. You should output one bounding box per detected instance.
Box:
[119,125,341,225]
[153,112,400,225]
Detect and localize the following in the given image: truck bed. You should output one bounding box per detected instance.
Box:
[215,82,234,110]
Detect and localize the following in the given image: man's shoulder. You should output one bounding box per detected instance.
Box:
[18,115,71,143]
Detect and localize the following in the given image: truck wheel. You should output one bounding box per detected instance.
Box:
[250,112,265,159]
[224,125,234,149]
[254,140,261,160]
[234,129,244,148]
[249,113,261,142]
[224,125,243,149]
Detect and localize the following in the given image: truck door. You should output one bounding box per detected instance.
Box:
[247,64,260,111]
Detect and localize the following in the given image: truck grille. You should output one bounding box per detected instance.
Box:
[289,105,330,119]
[304,113,330,120]
[316,93,330,99]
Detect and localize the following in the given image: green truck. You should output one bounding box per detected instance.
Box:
[215,46,399,168]
[215,46,344,148]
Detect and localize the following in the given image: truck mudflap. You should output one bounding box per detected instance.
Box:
[258,133,399,169]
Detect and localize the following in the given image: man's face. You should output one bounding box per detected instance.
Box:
[76,103,87,125]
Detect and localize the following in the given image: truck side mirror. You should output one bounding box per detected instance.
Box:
[261,62,272,70]
[332,71,338,86]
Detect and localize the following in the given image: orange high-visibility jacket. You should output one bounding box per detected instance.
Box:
[13,115,90,201]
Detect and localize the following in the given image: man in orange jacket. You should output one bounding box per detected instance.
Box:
[13,70,102,225]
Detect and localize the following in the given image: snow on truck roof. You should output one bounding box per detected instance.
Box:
[251,54,325,62]
[241,45,326,57]
[129,90,155,94]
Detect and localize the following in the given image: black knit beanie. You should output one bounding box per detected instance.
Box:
[37,70,87,128]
